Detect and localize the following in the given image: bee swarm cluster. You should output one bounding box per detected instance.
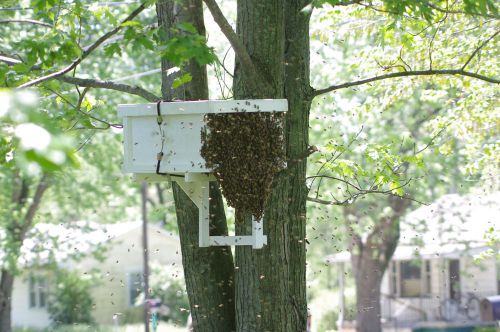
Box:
[200,108,286,220]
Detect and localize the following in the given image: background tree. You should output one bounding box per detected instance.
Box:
[48,270,95,326]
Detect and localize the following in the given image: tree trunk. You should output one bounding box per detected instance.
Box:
[232,0,284,330]
[0,175,49,332]
[355,253,383,332]
[348,197,407,332]
[281,1,312,329]
[172,183,236,331]
[0,270,14,332]
[141,183,150,332]
[232,1,312,331]
[351,255,384,332]
[156,1,236,331]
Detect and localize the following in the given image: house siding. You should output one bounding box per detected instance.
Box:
[460,256,497,295]
[75,227,183,325]
[11,224,182,328]
[12,276,51,328]
[381,255,498,324]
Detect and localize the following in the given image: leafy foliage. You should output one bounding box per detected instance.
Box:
[159,22,216,67]
[47,271,95,325]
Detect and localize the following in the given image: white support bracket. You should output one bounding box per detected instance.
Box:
[165,173,267,249]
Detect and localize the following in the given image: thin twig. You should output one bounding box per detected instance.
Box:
[428,12,449,70]
[308,126,364,195]
[414,125,448,155]
[462,29,500,70]
[202,0,269,93]
[0,19,52,28]
[307,178,426,206]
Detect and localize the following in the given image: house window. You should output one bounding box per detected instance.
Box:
[400,261,421,297]
[29,275,47,308]
[390,260,431,298]
[128,272,144,306]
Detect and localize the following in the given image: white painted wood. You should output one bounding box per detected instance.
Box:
[118,99,287,175]
[199,180,210,247]
[210,236,254,246]
[118,99,288,117]
[252,217,267,249]
[118,99,288,249]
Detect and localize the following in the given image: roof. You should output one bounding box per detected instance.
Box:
[0,221,178,267]
[326,191,499,263]
[401,191,499,246]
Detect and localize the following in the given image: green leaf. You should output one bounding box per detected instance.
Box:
[25,150,62,171]
[177,22,197,34]
[172,73,192,89]
[135,36,155,51]
[104,43,122,57]
[121,20,142,27]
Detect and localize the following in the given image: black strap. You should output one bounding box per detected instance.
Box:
[153,100,188,179]
[156,101,166,175]
[156,100,163,125]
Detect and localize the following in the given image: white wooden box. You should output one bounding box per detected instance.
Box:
[118,99,288,176]
[117,99,288,249]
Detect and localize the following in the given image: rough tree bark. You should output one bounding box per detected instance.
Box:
[347,196,410,332]
[0,174,49,332]
[232,1,285,331]
[351,252,386,332]
[156,1,236,331]
[232,1,312,331]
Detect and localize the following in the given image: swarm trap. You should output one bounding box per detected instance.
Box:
[118,99,287,249]
[201,111,286,220]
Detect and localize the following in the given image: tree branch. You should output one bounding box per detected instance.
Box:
[20,174,50,238]
[0,19,52,28]
[0,55,159,102]
[312,68,499,97]
[16,2,147,89]
[58,76,160,102]
[307,175,362,191]
[202,0,268,92]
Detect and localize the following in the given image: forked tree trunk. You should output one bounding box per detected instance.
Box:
[156,1,236,331]
[0,271,14,332]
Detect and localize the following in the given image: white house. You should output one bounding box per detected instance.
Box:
[327,191,499,327]
[7,221,182,328]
